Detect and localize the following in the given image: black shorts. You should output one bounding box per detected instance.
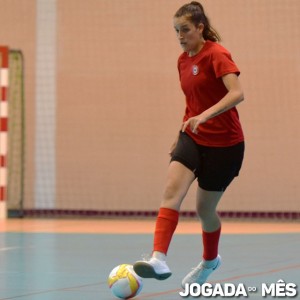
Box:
[171,132,245,192]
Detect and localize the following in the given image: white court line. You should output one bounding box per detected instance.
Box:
[0,246,22,251]
[0,246,33,251]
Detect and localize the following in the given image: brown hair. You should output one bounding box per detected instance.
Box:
[174,1,221,42]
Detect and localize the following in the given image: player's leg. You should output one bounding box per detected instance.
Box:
[153,161,195,256]
[196,187,222,235]
[182,188,223,286]
[182,142,244,286]
[133,161,195,280]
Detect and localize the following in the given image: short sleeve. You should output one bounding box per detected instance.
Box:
[211,48,240,78]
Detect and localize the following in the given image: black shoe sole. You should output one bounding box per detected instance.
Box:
[133,262,172,280]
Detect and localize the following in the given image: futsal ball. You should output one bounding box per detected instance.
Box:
[108,264,143,299]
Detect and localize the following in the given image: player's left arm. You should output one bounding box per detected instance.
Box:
[182,73,244,133]
[205,73,244,118]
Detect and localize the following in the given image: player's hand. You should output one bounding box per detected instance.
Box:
[181,114,208,134]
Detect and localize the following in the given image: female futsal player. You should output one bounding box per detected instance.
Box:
[133,1,245,286]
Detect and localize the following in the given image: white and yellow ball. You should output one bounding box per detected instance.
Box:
[108,264,143,299]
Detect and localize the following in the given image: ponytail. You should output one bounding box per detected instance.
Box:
[174,1,221,42]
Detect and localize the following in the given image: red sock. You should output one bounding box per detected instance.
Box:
[153,207,179,255]
[202,227,221,260]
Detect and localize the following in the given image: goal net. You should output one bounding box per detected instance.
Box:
[0,47,25,218]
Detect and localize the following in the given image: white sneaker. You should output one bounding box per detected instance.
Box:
[182,255,221,287]
[133,257,172,280]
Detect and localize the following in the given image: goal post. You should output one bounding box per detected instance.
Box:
[7,50,25,218]
[0,46,9,219]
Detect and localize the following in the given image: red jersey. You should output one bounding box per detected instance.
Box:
[177,40,244,147]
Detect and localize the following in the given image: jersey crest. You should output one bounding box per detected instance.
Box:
[192,65,199,75]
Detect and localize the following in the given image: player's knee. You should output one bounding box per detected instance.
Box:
[197,203,216,220]
[162,181,184,204]
[163,185,176,202]
[197,209,209,220]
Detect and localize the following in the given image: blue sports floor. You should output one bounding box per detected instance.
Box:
[0,219,300,300]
